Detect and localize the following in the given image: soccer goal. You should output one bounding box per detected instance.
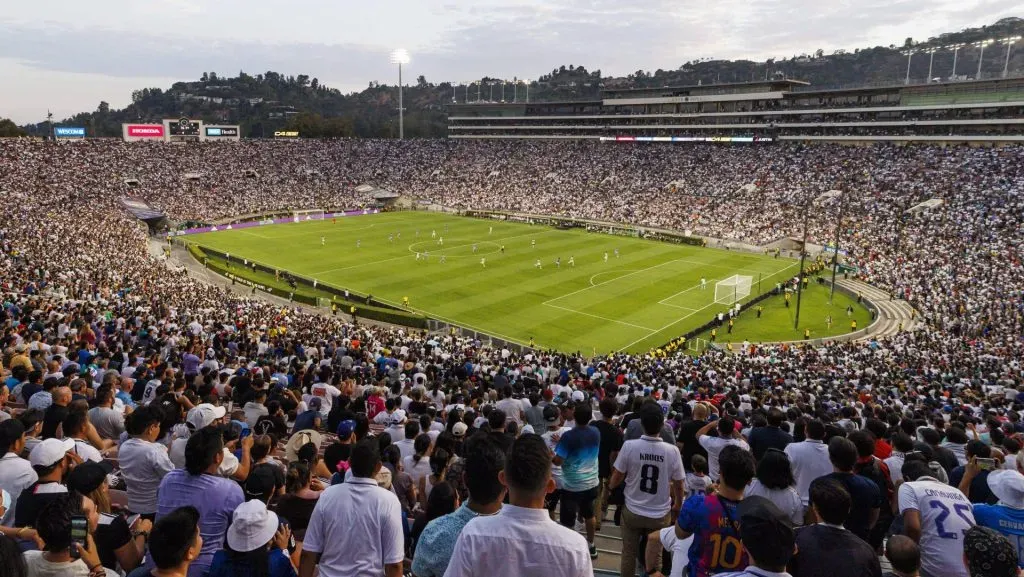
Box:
[292,209,325,222]
[714,275,753,305]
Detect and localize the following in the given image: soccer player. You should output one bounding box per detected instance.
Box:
[356,239,361,249]
[614,248,620,258]
[396,231,401,239]
[480,258,486,268]
[431,229,436,238]
[403,296,410,307]
[415,252,421,261]
[535,259,542,269]
[569,256,575,267]
[438,237,444,246]
[531,239,536,249]
[500,245,505,254]
[488,226,493,235]
[423,251,430,261]
[332,217,336,224]
[826,315,833,329]
[555,257,561,268]
[701,278,707,290]
[440,255,447,264]
[389,234,394,243]
[472,244,478,253]
[321,236,326,246]
[604,252,609,263]
[898,457,975,577]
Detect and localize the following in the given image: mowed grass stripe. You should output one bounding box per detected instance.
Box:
[188,213,798,353]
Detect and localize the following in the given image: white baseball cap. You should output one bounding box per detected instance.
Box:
[186,403,227,431]
[29,438,75,467]
[226,500,280,553]
[571,390,586,403]
[452,422,468,437]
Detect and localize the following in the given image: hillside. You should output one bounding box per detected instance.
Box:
[14,16,1024,139]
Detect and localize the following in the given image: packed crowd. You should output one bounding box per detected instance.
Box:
[0,138,1021,577]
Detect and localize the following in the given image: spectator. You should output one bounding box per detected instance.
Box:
[410,480,458,555]
[22,492,118,576]
[899,457,975,577]
[747,409,793,462]
[696,416,749,483]
[0,534,27,577]
[790,478,881,577]
[591,397,623,531]
[951,443,999,505]
[270,462,321,541]
[676,403,709,472]
[157,426,247,577]
[444,434,593,577]
[127,506,203,577]
[87,387,125,441]
[610,402,685,577]
[412,433,505,577]
[823,437,881,543]
[0,420,37,526]
[785,419,832,517]
[883,536,920,577]
[118,405,176,520]
[716,496,797,577]
[68,461,151,573]
[972,469,1024,569]
[850,429,895,550]
[299,439,404,577]
[962,525,1018,577]
[14,438,76,528]
[676,445,757,577]
[745,448,803,526]
[552,402,601,557]
[209,499,295,577]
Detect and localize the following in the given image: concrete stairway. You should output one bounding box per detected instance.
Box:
[834,278,919,340]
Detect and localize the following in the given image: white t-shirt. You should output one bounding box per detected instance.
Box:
[542,426,570,488]
[613,435,685,519]
[659,526,693,577]
[898,477,975,577]
[697,434,750,481]
[785,440,833,505]
[403,454,432,488]
[309,382,341,415]
[744,480,804,526]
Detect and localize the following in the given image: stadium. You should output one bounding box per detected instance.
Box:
[1,13,1024,577]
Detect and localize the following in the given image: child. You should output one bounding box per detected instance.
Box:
[685,454,711,496]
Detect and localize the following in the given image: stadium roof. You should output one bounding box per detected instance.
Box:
[602,79,810,96]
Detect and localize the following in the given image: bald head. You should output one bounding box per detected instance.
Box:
[885,535,920,576]
[693,403,709,420]
[53,386,73,406]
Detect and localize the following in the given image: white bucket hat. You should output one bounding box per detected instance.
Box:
[226,500,279,553]
[988,469,1024,509]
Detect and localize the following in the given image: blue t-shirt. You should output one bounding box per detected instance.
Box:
[555,424,601,492]
[677,493,748,577]
[974,504,1024,568]
[209,548,296,577]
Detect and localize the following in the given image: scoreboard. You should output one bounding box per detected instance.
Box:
[167,117,202,142]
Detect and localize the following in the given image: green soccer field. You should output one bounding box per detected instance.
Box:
[187,212,811,354]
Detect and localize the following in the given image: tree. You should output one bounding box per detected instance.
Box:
[97,101,110,115]
[297,74,310,87]
[815,48,824,58]
[311,78,319,90]
[201,72,209,82]
[904,37,914,48]
[0,118,27,137]
[416,75,427,88]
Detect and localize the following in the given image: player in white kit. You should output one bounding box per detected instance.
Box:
[898,458,975,577]
[535,259,542,269]
[480,258,486,268]
[604,252,609,263]
[569,256,575,267]
[320,236,325,246]
[701,278,707,290]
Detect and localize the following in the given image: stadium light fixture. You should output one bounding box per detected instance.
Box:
[946,43,966,79]
[975,39,995,80]
[1001,36,1022,78]
[390,49,410,139]
[925,47,938,81]
[901,49,915,85]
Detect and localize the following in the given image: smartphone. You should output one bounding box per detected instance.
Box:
[240,428,252,440]
[977,458,997,471]
[127,514,141,528]
[70,515,89,554]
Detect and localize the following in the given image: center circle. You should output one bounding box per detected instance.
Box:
[406,239,503,258]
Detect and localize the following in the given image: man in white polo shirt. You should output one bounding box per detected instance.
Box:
[300,439,404,577]
[784,419,833,516]
[695,416,749,482]
[609,403,685,577]
[444,434,592,577]
[118,405,175,519]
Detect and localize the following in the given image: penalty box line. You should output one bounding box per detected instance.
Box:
[618,261,801,352]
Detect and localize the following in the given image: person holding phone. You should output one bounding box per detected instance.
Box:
[22,492,118,576]
[68,461,152,573]
[951,441,999,505]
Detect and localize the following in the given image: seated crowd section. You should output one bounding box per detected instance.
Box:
[0,138,1021,577]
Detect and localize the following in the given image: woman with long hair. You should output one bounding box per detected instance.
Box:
[382,445,417,514]
[421,448,451,507]
[745,448,803,525]
[410,481,459,554]
[68,461,152,573]
[269,462,321,542]
[209,500,295,577]
[402,433,433,490]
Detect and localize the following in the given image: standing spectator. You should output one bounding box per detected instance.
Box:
[412,434,506,577]
[747,409,793,462]
[850,430,895,550]
[157,426,247,577]
[962,525,1018,577]
[119,405,175,520]
[22,492,118,576]
[898,457,975,577]
[0,420,36,526]
[443,434,593,577]
[790,478,881,577]
[972,469,1024,569]
[951,443,999,505]
[676,445,757,577]
[610,403,685,577]
[127,506,203,577]
[676,403,709,471]
[918,428,959,476]
[882,536,920,577]
[883,433,914,485]
[696,416,749,482]
[715,496,797,577]
[785,420,833,517]
[209,499,296,577]
[823,437,881,543]
[591,397,623,530]
[410,481,458,555]
[299,439,404,577]
[745,448,803,526]
[553,402,601,557]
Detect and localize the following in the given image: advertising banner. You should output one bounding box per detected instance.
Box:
[125,124,165,138]
[274,131,300,138]
[54,127,86,138]
[206,127,239,137]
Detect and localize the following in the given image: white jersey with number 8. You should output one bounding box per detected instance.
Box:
[613,435,685,519]
[898,477,976,577]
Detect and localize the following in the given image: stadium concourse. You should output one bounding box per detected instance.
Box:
[0,138,1021,577]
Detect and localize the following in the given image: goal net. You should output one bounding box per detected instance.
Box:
[292,209,325,222]
[714,275,753,305]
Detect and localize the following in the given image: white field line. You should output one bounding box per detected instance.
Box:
[589,269,639,286]
[617,261,800,352]
[657,278,720,307]
[542,302,657,332]
[543,258,689,306]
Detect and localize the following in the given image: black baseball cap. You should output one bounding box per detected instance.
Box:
[67,460,115,495]
[737,496,795,566]
[244,464,278,499]
[542,405,560,424]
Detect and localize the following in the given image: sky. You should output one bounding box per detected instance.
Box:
[1,0,1020,123]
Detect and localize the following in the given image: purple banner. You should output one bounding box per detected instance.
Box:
[170,209,379,237]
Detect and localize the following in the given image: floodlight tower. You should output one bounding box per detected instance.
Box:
[975,39,994,79]
[1001,36,1022,78]
[390,49,410,139]
[947,43,965,79]
[902,49,915,84]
